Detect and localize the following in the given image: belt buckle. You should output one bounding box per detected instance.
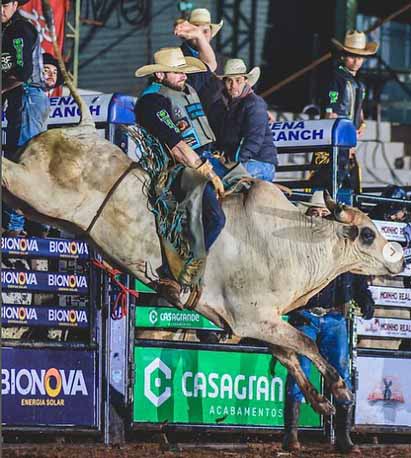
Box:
[310,307,327,317]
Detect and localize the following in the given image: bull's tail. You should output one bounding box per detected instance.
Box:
[42,0,94,128]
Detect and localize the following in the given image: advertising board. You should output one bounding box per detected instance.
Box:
[355,355,411,427]
[133,346,322,428]
[2,348,98,427]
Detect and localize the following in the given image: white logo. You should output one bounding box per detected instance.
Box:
[383,242,404,264]
[144,358,171,407]
[149,310,158,325]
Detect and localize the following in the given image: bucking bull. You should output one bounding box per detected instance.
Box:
[1,0,405,416]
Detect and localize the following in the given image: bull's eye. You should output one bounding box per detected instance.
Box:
[360,227,376,245]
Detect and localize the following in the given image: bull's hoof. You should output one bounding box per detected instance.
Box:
[311,394,335,416]
[331,379,353,403]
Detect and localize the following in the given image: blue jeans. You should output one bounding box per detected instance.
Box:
[199,151,227,251]
[242,159,275,182]
[3,85,49,232]
[286,310,352,406]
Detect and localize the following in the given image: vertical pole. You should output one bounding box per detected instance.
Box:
[73,0,81,88]
[249,0,257,67]
[332,146,339,200]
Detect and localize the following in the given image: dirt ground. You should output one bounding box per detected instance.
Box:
[3,441,411,458]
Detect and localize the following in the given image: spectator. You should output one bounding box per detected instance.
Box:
[310,31,378,195]
[208,58,278,181]
[369,185,409,222]
[174,8,227,115]
[42,52,63,96]
[2,0,49,236]
[134,47,225,309]
[283,191,375,454]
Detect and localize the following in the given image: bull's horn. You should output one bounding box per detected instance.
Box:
[323,190,353,224]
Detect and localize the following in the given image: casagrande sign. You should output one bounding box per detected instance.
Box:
[133,346,321,428]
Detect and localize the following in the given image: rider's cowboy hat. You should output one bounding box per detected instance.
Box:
[332,30,378,56]
[218,58,261,87]
[299,191,328,209]
[188,8,223,38]
[135,47,206,78]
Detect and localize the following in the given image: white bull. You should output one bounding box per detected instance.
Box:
[1,0,405,416]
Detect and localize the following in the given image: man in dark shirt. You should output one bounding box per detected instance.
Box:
[1,0,49,236]
[174,8,227,116]
[283,191,375,454]
[134,47,225,308]
[310,31,378,194]
[208,58,278,181]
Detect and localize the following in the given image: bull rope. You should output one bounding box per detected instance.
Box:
[91,259,139,320]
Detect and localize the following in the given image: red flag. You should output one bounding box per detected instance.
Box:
[20,0,69,95]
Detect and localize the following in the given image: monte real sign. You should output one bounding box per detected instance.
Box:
[133,346,321,428]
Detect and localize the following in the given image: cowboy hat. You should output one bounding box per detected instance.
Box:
[43,53,64,87]
[299,190,328,209]
[332,30,378,56]
[188,8,223,38]
[218,58,261,87]
[135,47,207,78]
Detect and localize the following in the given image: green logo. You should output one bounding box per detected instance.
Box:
[328,90,339,104]
[156,109,180,133]
[13,38,24,67]
[134,347,322,427]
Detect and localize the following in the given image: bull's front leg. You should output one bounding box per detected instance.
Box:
[236,319,352,407]
[269,344,335,416]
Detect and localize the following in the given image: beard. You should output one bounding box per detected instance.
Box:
[162,79,186,92]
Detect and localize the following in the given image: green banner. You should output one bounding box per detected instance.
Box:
[135,306,223,330]
[134,279,156,294]
[133,346,322,428]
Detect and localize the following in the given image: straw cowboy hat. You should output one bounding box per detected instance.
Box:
[218,58,261,87]
[299,191,329,209]
[188,8,223,38]
[332,30,378,56]
[135,47,206,78]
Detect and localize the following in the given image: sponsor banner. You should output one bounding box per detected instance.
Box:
[133,346,321,428]
[272,120,333,148]
[2,94,112,129]
[1,270,88,294]
[355,356,411,427]
[135,306,223,331]
[1,304,89,328]
[373,220,407,242]
[1,347,98,427]
[369,286,411,307]
[1,237,90,259]
[356,317,411,339]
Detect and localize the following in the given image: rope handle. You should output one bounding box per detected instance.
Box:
[91,259,139,320]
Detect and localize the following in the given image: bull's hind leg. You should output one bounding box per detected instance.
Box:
[240,319,352,405]
[269,344,335,416]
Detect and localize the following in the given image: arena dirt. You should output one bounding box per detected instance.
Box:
[3,442,411,458]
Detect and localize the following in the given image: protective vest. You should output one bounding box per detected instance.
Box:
[145,82,215,151]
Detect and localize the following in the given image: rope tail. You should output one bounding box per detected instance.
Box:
[41,0,94,128]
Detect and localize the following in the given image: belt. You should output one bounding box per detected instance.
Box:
[309,307,340,317]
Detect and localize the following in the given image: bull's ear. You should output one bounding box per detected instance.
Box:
[338,224,359,241]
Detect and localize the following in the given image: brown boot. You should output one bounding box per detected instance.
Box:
[335,404,360,454]
[282,400,301,451]
[155,278,183,309]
